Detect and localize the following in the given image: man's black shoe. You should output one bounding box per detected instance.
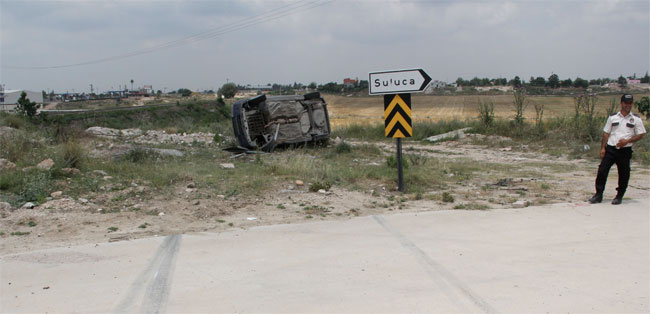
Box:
[611,198,622,205]
[588,194,603,204]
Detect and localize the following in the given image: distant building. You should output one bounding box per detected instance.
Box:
[431,80,447,88]
[343,78,358,88]
[0,89,44,112]
[475,86,513,92]
[235,85,273,98]
[627,79,641,85]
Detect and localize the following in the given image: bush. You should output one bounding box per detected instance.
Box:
[442,192,454,203]
[15,92,38,118]
[19,171,51,203]
[218,83,237,99]
[635,96,650,119]
[122,147,159,163]
[0,132,33,163]
[62,140,85,168]
[478,101,495,126]
[386,155,409,169]
[512,88,528,125]
[53,125,85,143]
[335,141,352,154]
[0,170,22,191]
[1,114,24,129]
[309,181,332,192]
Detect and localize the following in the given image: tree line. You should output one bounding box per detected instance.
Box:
[456,72,649,88]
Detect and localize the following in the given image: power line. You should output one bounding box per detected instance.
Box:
[3,0,333,70]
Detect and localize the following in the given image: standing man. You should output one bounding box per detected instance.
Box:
[589,94,646,205]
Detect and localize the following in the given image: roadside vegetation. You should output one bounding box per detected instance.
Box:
[2,92,649,249]
[2,93,649,207]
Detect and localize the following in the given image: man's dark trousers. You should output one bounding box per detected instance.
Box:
[595,145,632,198]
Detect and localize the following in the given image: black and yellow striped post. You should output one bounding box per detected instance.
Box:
[384,93,412,192]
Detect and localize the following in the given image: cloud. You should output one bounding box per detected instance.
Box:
[1,0,648,92]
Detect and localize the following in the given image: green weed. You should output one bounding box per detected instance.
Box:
[309,181,332,192]
[442,192,454,203]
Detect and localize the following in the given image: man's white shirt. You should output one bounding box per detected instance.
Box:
[603,112,647,147]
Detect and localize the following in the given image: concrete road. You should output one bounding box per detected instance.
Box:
[2,199,649,313]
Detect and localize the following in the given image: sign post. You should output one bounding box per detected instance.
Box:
[370,69,431,192]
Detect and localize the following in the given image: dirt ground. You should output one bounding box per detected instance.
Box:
[2,130,649,255]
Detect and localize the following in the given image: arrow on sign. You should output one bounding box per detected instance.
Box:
[369,69,432,95]
[384,94,412,138]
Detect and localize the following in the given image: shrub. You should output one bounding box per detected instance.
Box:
[62,140,85,168]
[54,125,85,143]
[309,181,332,192]
[606,98,618,116]
[478,101,495,126]
[122,147,159,163]
[335,141,352,154]
[0,132,33,163]
[0,170,22,191]
[512,88,528,125]
[213,133,222,144]
[19,171,51,203]
[442,192,454,203]
[635,96,650,119]
[15,92,38,118]
[2,114,24,129]
[406,153,427,166]
[534,103,545,128]
[386,155,409,169]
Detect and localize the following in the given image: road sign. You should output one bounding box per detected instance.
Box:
[369,69,432,95]
[384,93,412,138]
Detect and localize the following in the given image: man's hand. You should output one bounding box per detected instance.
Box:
[616,138,628,148]
[600,147,606,159]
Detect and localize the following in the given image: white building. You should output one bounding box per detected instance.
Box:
[0,89,44,112]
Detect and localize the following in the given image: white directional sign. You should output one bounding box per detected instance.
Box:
[369,69,432,95]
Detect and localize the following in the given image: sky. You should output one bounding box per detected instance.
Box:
[1,0,649,94]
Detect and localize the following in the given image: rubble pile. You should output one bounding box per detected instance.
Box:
[85,127,214,145]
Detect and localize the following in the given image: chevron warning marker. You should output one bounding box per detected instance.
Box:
[384,93,412,138]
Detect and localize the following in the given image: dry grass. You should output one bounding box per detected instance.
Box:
[323,93,649,129]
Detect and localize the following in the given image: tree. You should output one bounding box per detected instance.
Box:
[635,96,650,119]
[640,71,649,84]
[509,76,522,88]
[617,75,628,88]
[218,83,237,99]
[573,77,589,89]
[561,79,573,88]
[531,77,546,86]
[547,74,560,88]
[130,79,134,91]
[318,82,343,93]
[308,82,317,90]
[16,91,38,118]
[493,78,507,86]
[358,80,369,89]
[177,88,192,97]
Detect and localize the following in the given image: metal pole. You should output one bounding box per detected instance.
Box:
[397,138,404,192]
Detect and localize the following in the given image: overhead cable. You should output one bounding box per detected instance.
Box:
[4,0,333,70]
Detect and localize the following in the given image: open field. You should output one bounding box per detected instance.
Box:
[324,93,650,128]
